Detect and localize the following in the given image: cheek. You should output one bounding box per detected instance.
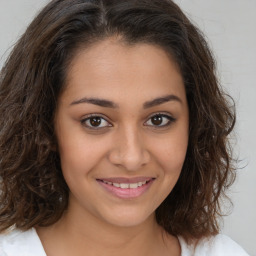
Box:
[151,132,188,175]
[57,135,109,176]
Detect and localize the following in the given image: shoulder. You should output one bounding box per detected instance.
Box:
[0,228,46,256]
[178,234,250,256]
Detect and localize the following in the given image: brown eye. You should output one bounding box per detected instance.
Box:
[90,117,102,127]
[151,115,163,126]
[81,115,111,129]
[145,113,175,127]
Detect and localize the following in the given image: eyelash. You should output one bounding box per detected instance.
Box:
[145,113,176,128]
[80,112,176,130]
[80,114,111,130]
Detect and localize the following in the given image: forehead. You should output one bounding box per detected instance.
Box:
[61,37,185,105]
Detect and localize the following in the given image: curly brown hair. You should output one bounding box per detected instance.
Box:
[0,0,235,241]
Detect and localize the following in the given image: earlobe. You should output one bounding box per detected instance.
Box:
[50,139,59,152]
[51,144,57,152]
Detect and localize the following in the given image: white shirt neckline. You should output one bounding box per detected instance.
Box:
[0,228,249,256]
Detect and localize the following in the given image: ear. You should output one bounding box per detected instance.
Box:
[51,144,57,152]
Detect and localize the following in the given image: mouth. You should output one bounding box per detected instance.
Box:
[98,177,154,188]
[96,177,155,199]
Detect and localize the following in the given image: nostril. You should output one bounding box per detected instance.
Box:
[107,136,150,170]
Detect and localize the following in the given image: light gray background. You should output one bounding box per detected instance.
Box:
[0,0,255,255]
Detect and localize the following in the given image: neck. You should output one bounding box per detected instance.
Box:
[37,201,180,256]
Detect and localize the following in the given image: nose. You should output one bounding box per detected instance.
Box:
[108,126,150,171]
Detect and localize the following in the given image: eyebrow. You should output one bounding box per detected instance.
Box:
[143,94,182,109]
[70,94,182,109]
[70,98,118,108]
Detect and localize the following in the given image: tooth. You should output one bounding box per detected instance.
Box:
[102,179,150,189]
[120,183,129,189]
[129,183,139,189]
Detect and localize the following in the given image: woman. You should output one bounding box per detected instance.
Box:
[0,0,249,255]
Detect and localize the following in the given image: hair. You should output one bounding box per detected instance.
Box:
[0,0,235,241]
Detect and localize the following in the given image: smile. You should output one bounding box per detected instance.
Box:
[97,177,155,199]
[101,180,149,189]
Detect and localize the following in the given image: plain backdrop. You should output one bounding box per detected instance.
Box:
[0,0,255,255]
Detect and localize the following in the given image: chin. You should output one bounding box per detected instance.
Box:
[99,207,155,228]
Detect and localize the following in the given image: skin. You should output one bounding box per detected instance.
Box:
[37,36,189,256]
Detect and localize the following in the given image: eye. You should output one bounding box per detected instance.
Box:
[144,113,175,127]
[81,115,111,129]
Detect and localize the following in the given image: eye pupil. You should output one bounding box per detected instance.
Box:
[90,117,102,127]
[151,115,163,126]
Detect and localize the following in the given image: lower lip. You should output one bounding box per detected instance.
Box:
[97,179,154,199]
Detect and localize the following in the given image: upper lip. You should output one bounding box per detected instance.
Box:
[97,177,155,184]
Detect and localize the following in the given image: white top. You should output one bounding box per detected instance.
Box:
[0,228,249,256]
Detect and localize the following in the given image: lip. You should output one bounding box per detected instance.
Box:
[96,177,155,199]
[97,176,154,184]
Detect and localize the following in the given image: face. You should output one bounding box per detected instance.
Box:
[55,37,189,228]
